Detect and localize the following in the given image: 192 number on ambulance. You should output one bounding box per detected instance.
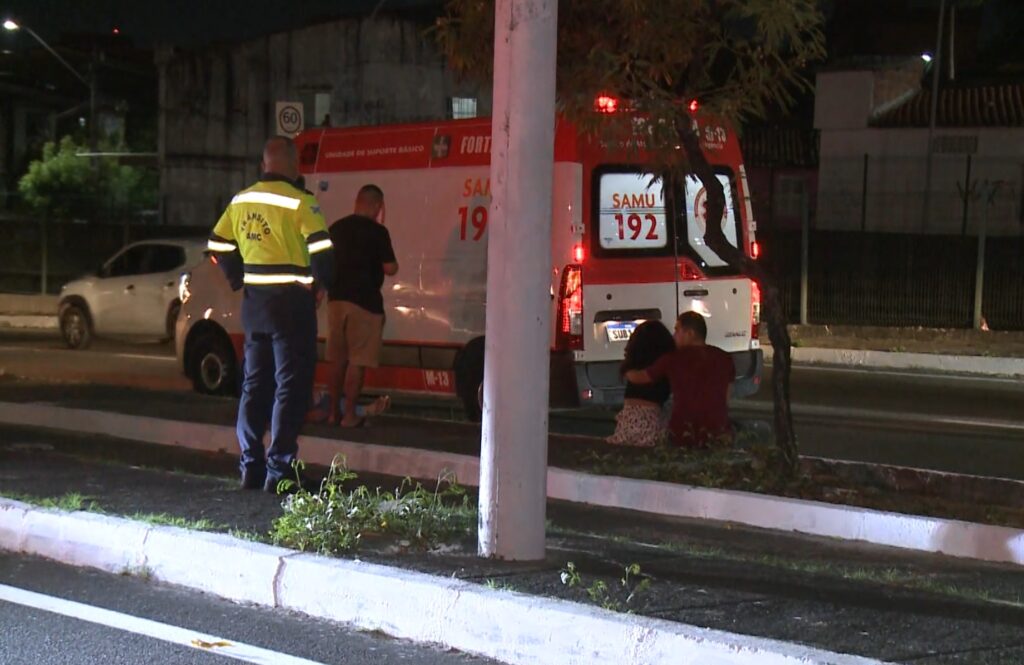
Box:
[615,213,659,241]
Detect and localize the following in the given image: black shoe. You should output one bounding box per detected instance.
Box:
[240,468,266,490]
[264,474,317,495]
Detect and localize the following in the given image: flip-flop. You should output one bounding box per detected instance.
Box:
[364,395,391,417]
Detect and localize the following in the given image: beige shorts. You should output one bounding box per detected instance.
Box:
[326,301,384,368]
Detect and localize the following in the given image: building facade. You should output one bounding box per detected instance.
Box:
[815,60,1024,236]
[157,14,491,226]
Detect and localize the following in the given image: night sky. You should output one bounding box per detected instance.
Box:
[1,0,441,47]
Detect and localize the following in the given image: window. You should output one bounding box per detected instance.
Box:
[596,172,668,251]
[683,174,739,269]
[105,246,148,278]
[449,97,478,120]
[773,175,807,219]
[314,93,332,126]
[590,166,743,276]
[147,245,186,274]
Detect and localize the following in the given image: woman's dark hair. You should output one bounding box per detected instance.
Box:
[620,320,675,376]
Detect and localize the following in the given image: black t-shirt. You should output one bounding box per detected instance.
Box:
[328,214,396,314]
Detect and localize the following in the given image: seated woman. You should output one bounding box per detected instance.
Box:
[606,320,675,447]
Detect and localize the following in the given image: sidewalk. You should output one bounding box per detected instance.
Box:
[2,425,1024,664]
[0,294,58,330]
[763,325,1024,377]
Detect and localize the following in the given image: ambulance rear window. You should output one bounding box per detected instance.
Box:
[590,166,743,275]
[595,172,669,252]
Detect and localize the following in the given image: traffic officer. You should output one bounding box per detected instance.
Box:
[207,136,334,492]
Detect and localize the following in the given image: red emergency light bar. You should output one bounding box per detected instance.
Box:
[595,95,619,114]
[594,95,699,114]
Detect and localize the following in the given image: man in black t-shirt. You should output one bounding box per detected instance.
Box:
[326,184,398,427]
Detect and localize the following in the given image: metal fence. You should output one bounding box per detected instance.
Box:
[0,219,207,295]
[753,152,1024,331]
[760,230,1024,330]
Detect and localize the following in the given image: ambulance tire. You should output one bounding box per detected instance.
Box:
[189,331,237,396]
[454,337,485,422]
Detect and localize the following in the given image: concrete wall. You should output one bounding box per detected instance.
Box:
[815,70,1023,235]
[817,127,1023,234]
[157,15,491,226]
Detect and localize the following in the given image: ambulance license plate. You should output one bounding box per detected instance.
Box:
[606,321,637,343]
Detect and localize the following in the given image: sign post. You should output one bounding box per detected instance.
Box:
[478,0,558,561]
[275,101,304,137]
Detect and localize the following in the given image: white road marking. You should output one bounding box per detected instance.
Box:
[0,583,326,665]
[0,345,176,363]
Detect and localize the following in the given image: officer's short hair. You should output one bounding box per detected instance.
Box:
[264,136,297,160]
[677,311,708,341]
[358,184,384,204]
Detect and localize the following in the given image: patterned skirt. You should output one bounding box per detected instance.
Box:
[606,401,666,448]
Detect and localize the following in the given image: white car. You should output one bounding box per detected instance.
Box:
[58,238,206,349]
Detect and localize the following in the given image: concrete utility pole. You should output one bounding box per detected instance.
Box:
[478,0,558,561]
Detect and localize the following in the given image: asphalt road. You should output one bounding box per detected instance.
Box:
[0,329,1022,477]
[0,552,493,665]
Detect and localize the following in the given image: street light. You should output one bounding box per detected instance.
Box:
[3,17,97,153]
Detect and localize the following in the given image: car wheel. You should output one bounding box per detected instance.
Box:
[189,333,237,396]
[164,301,181,344]
[453,337,485,422]
[60,305,92,350]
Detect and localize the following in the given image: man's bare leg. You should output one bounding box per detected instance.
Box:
[339,364,366,427]
[328,360,347,425]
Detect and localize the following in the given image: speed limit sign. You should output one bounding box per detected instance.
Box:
[275,101,304,137]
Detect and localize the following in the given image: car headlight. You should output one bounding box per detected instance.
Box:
[178,272,192,304]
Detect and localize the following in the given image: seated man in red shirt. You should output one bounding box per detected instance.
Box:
[625,311,734,447]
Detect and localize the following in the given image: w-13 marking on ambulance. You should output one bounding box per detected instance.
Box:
[175,113,763,419]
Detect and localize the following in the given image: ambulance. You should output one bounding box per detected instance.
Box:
[175,112,763,418]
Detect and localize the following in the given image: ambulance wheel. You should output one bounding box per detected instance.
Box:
[59,303,92,350]
[190,332,236,396]
[454,337,485,422]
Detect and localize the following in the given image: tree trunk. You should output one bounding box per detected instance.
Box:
[677,119,798,475]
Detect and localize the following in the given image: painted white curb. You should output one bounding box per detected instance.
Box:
[1,401,1023,567]
[766,346,1024,378]
[0,315,58,330]
[0,499,886,665]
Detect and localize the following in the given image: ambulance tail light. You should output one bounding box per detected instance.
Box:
[557,265,584,351]
[751,280,762,341]
[750,241,761,260]
[573,243,585,264]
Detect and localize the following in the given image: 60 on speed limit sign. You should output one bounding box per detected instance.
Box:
[276,101,304,137]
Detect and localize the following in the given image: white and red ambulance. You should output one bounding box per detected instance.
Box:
[175,111,763,417]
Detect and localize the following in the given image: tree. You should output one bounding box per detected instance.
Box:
[437,0,825,475]
[18,135,155,221]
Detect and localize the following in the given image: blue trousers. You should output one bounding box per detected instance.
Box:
[237,326,317,483]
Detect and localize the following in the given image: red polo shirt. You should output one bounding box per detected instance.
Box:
[647,344,734,446]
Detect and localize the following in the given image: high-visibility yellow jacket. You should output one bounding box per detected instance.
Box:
[207,174,333,289]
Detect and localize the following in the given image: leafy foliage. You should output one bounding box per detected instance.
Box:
[437,0,824,174]
[559,561,652,612]
[17,135,156,220]
[271,457,476,556]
